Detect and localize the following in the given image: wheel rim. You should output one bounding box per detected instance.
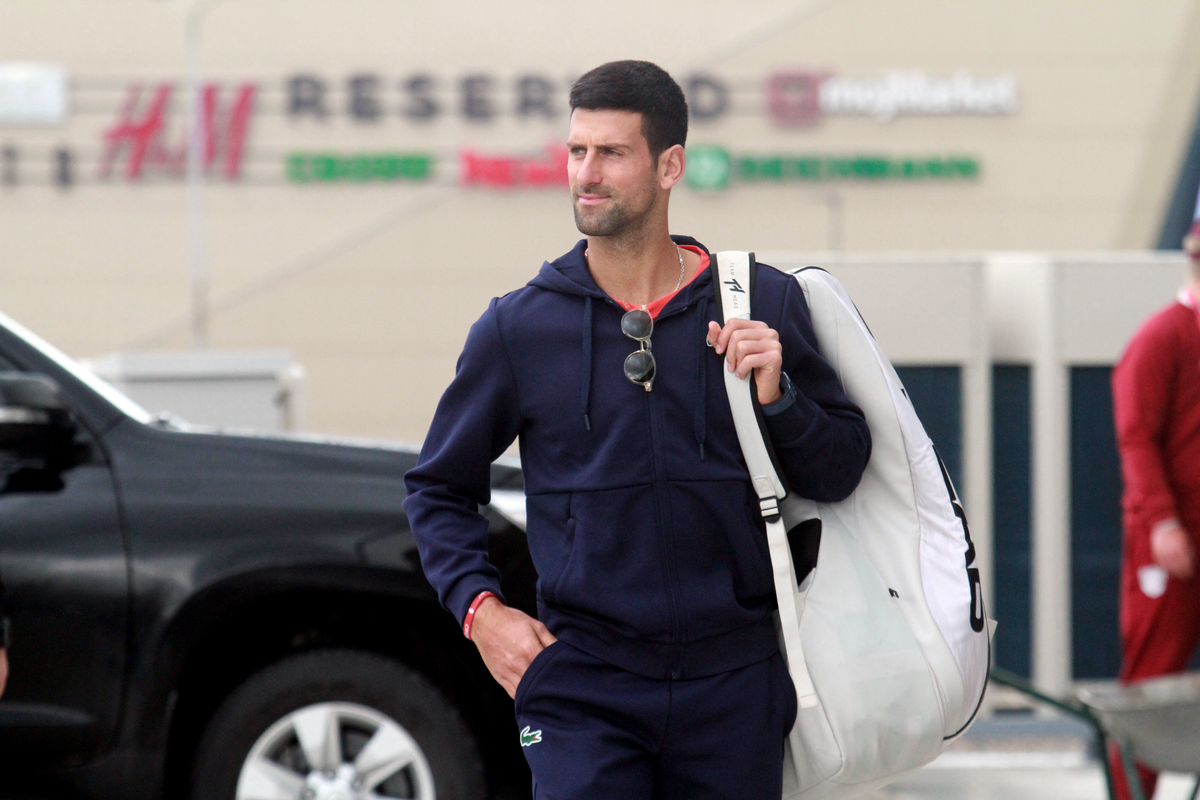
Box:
[235,701,436,800]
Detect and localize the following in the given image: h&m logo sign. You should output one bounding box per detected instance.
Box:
[100,82,256,181]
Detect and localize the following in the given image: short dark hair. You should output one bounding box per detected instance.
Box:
[569,60,688,160]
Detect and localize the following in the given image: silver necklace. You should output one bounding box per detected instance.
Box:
[583,245,687,295]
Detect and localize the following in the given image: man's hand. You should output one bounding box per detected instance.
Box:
[470,596,557,699]
[707,319,784,405]
[0,648,8,699]
[1151,519,1195,580]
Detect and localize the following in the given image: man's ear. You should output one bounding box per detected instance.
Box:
[658,144,686,190]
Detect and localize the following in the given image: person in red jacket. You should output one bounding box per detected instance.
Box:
[0,575,7,699]
[1109,217,1200,800]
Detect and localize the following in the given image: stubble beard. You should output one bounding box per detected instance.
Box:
[572,177,659,239]
[573,197,628,237]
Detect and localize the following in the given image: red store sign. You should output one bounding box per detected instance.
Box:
[459,143,567,189]
[99,82,256,180]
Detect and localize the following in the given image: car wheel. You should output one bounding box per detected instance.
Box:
[190,648,485,800]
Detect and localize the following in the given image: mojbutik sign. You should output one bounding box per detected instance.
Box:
[767,70,1017,126]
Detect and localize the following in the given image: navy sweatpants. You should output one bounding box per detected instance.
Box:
[513,639,797,800]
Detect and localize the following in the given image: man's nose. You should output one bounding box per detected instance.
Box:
[575,150,600,188]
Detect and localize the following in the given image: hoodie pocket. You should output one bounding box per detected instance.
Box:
[666,480,776,637]
[543,515,576,603]
[523,493,574,603]
[548,485,668,635]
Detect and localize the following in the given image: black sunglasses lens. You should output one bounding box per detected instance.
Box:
[621,309,653,341]
[624,350,656,384]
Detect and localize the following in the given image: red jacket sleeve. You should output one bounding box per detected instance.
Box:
[1112,310,1181,531]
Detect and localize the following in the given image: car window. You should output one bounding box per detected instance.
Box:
[0,312,151,423]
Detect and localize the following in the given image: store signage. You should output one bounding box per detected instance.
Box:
[0,64,1012,188]
[283,73,731,123]
[768,70,1017,126]
[286,151,432,183]
[282,144,569,187]
[98,82,256,180]
[288,73,562,122]
[0,63,68,125]
[0,144,74,187]
[460,143,567,188]
[283,69,1014,128]
[279,144,979,190]
[685,145,979,190]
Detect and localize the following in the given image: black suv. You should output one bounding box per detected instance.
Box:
[0,312,538,800]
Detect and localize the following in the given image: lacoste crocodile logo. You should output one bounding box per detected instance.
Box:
[520,725,543,747]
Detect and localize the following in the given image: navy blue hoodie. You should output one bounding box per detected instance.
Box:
[404,236,871,680]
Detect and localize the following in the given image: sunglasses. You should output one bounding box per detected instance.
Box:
[621,308,656,391]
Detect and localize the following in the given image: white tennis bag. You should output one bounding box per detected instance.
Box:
[712,252,992,800]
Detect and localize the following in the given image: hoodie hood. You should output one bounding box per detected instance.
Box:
[528,235,713,304]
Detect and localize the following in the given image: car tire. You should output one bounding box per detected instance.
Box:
[190,648,486,800]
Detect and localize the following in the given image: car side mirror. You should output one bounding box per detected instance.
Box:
[0,372,75,458]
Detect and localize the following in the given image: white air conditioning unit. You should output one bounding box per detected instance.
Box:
[83,350,304,433]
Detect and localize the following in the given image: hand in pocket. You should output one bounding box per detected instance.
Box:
[471,596,557,698]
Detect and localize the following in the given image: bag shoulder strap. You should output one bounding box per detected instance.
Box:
[712,251,821,711]
[710,251,787,520]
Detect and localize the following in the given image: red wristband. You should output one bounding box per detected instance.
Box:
[463,591,496,640]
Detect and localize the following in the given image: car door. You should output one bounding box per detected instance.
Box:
[0,347,130,759]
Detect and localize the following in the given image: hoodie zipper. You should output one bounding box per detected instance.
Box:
[604,280,706,680]
[644,383,686,679]
[644,300,698,680]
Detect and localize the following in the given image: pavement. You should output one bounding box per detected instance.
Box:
[878,768,1198,800]
[4,709,1196,800]
[863,709,1199,800]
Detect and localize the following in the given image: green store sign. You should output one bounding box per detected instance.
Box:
[281,146,979,190]
[685,145,980,190]
[287,151,433,183]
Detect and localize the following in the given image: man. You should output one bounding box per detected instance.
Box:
[1109,217,1200,800]
[404,60,871,799]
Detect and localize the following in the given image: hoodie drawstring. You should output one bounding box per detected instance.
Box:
[581,295,593,431]
[694,296,708,460]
